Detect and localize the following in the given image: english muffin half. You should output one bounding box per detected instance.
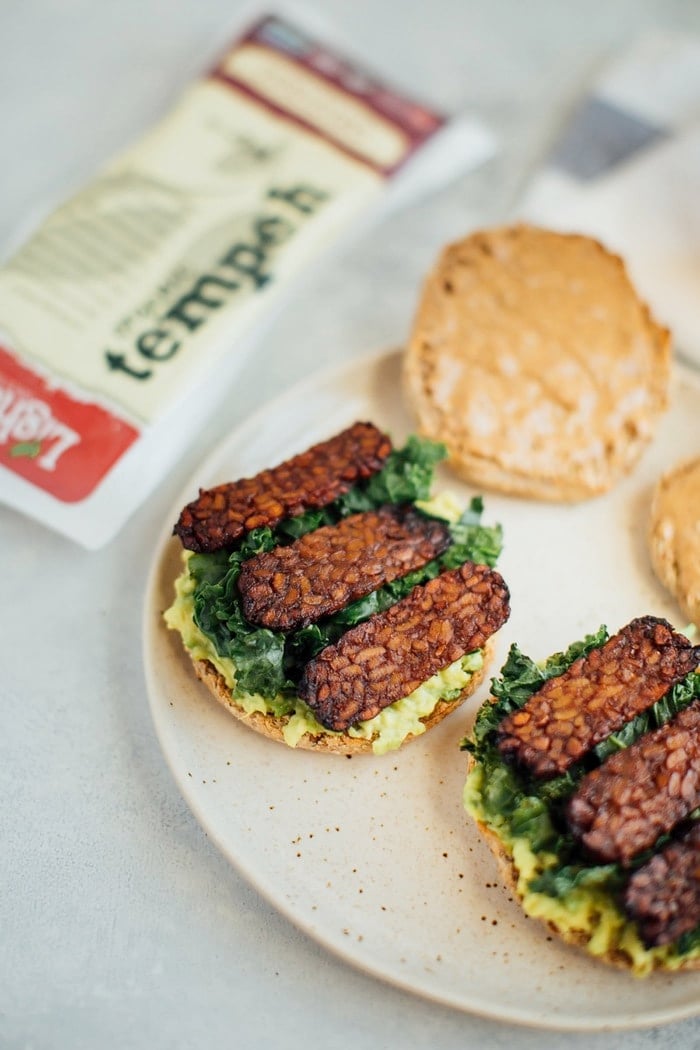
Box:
[404,224,671,501]
[649,455,700,628]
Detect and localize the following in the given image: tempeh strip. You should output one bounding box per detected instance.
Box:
[174,422,392,553]
[497,617,700,779]
[566,700,700,865]
[238,505,450,630]
[623,823,700,947]
[299,561,510,731]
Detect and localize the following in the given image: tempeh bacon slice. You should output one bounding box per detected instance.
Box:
[566,699,700,865]
[496,617,700,779]
[238,505,450,630]
[298,561,510,731]
[173,422,392,553]
[623,823,700,947]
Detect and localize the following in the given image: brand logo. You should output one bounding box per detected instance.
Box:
[0,346,139,502]
[0,387,80,471]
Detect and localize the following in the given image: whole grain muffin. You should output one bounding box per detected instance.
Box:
[403,224,671,501]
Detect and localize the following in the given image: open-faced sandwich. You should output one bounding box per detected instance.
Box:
[463,616,700,975]
[165,422,510,755]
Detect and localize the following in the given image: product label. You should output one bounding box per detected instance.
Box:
[0,81,383,425]
[0,14,443,502]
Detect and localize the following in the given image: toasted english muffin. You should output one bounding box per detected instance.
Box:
[404,224,671,502]
[649,455,700,627]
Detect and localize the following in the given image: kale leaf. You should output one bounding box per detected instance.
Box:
[337,434,447,512]
[440,497,503,570]
[529,862,624,900]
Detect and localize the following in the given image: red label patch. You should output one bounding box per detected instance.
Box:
[0,346,140,503]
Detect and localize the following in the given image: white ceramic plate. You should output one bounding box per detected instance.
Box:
[144,350,700,1031]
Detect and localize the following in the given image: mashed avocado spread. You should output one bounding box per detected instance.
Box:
[165,436,502,755]
[165,561,483,754]
[462,632,700,975]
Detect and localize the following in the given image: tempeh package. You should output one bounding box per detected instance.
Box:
[0,11,493,547]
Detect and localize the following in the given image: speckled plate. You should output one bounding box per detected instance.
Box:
[144,349,700,1030]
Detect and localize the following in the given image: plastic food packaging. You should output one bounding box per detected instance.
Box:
[0,10,494,547]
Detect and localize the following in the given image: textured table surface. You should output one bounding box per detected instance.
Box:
[3,2,700,1047]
